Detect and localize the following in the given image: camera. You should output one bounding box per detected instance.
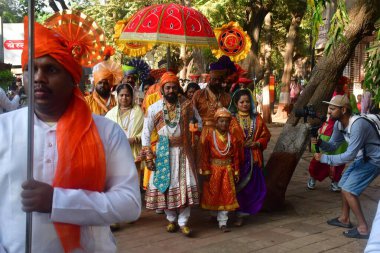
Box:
[295,104,327,152]
[295,105,317,120]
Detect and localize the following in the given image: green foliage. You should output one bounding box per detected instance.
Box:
[363,29,380,103]
[0,70,15,90]
[193,0,247,27]
[324,0,349,55]
[275,82,285,99]
[307,0,329,47]
[71,0,144,45]
[0,0,48,23]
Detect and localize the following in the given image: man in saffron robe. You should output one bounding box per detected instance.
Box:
[0,17,141,253]
[200,108,240,232]
[141,72,200,237]
[85,60,123,115]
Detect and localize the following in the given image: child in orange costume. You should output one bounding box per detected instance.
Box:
[200,108,240,232]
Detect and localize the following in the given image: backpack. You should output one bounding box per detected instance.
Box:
[346,114,380,139]
[338,114,380,162]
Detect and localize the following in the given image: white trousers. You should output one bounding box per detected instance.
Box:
[164,207,191,227]
[210,211,229,227]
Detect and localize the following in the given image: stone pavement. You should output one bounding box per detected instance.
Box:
[114,124,380,253]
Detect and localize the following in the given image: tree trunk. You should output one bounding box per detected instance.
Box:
[262,12,273,123]
[242,1,274,80]
[275,3,306,119]
[264,0,380,211]
[191,48,207,74]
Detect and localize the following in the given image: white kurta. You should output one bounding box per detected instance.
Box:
[142,100,199,210]
[0,107,141,253]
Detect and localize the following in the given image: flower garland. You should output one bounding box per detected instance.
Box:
[213,130,231,156]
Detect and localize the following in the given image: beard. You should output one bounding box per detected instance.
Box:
[96,87,111,98]
[164,93,178,104]
[208,83,222,94]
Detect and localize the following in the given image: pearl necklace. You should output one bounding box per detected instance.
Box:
[212,130,231,156]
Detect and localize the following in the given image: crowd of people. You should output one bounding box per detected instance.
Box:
[0,14,379,253]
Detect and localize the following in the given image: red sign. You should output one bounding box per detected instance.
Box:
[4,40,24,50]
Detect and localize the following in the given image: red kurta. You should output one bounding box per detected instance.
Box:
[200,130,240,211]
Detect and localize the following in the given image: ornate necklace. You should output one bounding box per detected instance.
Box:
[118,107,132,131]
[237,112,255,140]
[163,100,181,129]
[213,130,231,156]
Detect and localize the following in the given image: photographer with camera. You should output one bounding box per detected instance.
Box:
[313,95,380,239]
[0,82,20,114]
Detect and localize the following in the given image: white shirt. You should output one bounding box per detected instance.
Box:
[0,87,19,114]
[0,108,141,253]
[365,201,380,253]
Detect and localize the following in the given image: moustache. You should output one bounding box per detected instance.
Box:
[34,85,52,94]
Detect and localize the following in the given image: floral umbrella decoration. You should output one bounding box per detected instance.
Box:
[212,21,251,62]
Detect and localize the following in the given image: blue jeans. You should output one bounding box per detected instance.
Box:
[339,159,380,196]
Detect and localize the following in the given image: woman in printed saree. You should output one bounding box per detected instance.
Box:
[106,83,144,180]
[229,88,271,226]
[200,108,240,232]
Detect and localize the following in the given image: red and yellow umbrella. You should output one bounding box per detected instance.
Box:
[119,3,218,48]
[114,19,154,57]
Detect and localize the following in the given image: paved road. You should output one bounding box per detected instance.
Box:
[114,125,379,253]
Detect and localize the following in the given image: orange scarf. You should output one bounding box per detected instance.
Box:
[53,87,106,252]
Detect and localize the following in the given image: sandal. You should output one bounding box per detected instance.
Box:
[180,226,192,237]
[220,225,231,233]
[327,217,353,228]
[343,228,369,239]
[166,222,177,233]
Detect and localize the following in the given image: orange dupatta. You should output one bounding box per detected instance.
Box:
[53,88,106,252]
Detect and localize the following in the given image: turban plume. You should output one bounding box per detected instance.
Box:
[21,17,82,84]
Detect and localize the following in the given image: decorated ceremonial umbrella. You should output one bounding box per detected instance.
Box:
[119,3,218,68]
[114,19,154,57]
[212,21,251,62]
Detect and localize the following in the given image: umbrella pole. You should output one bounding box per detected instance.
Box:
[26,0,35,253]
[166,45,170,71]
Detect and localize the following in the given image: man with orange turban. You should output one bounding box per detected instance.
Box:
[0,16,141,253]
[139,71,200,237]
[141,72,184,190]
[85,60,123,115]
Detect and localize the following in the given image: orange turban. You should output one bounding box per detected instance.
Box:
[21,18,82,84]
[214,107,231,119]
[159,71,179,87]
[93,61,123,87]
